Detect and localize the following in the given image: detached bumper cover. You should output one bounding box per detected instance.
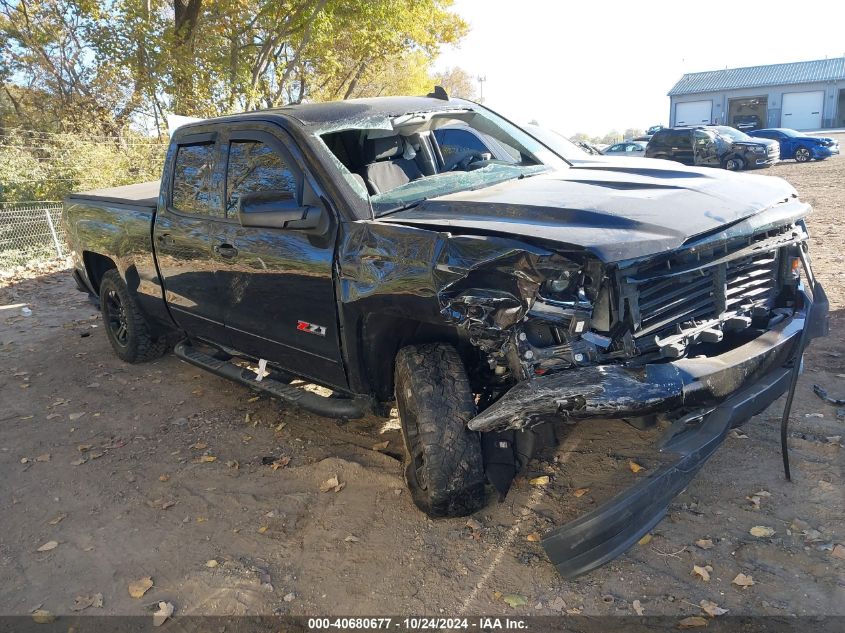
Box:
[542,366,793,578]
[472,286,828,579]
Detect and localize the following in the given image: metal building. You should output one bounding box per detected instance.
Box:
[668,58,845,131]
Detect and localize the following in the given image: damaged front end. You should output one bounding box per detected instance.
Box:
[340,210,828,578]
[446,220,828,578]
[455,220,825,431]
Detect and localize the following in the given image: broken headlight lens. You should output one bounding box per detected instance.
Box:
[544,270,574,295]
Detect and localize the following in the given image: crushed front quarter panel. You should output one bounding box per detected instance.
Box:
[337,220,584,361]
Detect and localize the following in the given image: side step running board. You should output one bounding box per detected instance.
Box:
[173,340,367,419]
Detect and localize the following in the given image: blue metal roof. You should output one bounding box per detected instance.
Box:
[669,57,845,96]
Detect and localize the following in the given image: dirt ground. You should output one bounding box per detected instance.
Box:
[1,142,844,622]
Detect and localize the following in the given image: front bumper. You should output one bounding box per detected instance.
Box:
[749,150,779,167]
[543,366,792,577]
[469,289,828,433]
[469,284,828,578]
[754,156,778,166]
[813,144,840,158]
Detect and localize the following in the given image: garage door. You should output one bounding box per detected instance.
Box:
[781,91,824,130]
[675,100,712,126]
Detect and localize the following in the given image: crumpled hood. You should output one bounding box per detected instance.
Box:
[379,160,803,262]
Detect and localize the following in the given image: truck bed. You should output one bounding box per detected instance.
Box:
[66,181,160,208]
[63,180,162,315]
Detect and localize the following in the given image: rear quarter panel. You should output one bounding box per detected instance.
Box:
[63,198,171,328]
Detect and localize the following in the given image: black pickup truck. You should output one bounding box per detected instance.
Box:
[64,94,828,578]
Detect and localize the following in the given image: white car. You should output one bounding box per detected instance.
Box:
[602,141,647,157]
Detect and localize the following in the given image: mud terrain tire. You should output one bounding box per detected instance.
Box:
[100,269,168,363]
[394,343,486,518]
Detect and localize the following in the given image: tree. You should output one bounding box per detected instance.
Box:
[0,0,468,130]
[303,1,466,103]
[431,66,476,99]
[597,130,620,145]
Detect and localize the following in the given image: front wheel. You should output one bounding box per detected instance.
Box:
[794,147,812,162]
[722,155,746,171]
[394,343,486,518]
[99,270,168,363]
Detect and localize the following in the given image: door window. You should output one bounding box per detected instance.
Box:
[172,143,221,216]
[433,128,491,159]
[667,130,692,149]
[650,131,670,147]
[226,141,299,215]
[693,129,716,147]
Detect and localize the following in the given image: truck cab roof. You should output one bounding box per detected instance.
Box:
[177,96,468,133]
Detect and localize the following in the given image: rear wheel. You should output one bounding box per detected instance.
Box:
[394,343,486,518]
[99,270,167,363]
[794,147,812,162]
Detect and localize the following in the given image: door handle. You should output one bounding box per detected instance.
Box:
[156,233,174,246]
[214,243,238,259]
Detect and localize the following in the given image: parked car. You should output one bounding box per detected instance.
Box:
[602,141,647,157]
[732,114,762,131]
[646,125,663,136]
[748,127,841,162]
[646,125,779,170]
[571,140,604,155]
[64,94,827,579]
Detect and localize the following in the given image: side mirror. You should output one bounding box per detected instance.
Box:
[237,190,322,230]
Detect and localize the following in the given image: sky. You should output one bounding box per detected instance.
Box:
[434,0,845,136]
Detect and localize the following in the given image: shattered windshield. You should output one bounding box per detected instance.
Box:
[373,164,548,213]
[314,103,568,217]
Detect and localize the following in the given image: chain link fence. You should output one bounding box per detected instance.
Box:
[0,201,67,269]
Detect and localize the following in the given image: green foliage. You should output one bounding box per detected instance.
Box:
[431,67,477,100]
[0,0,469,202]
[572,130,624,145]
[1,0,468,124]
[0,129,166,202]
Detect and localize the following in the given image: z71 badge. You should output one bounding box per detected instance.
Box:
[296,320,327,336]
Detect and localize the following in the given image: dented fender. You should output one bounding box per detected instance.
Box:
[337,220,589,392]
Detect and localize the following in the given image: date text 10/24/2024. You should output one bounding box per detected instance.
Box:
[307,617,528,630]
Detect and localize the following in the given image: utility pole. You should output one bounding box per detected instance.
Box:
[477,75,486,103]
